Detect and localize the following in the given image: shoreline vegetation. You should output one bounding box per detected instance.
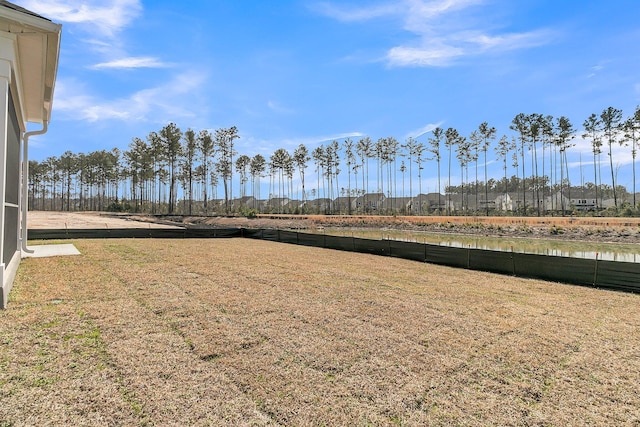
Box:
[146,213,640,245]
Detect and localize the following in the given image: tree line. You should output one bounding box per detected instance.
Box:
[28,105,640,216]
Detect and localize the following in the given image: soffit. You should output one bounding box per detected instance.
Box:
[0,2,61,124]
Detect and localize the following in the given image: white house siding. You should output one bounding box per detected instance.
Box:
[0,4,61,308]
[0,58,19,308]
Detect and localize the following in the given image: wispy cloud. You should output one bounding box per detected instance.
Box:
[311,132,366,143]
[387,44,464,67]
[406,121,444,138]
[388,29,553,67]
[238,132,367,156]
[54,70,208,123]
[274,132,366,150]
[586,63,606,79]
[568,135,634,170]
[91,57,169,70]
[313,0,554,67]
[267,100,296,115]
[310,1,399,21]
[17,0,142,37]
[16,0,154,68]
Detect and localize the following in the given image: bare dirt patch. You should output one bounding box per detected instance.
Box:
[27,211,181,229]
[2,238,639,425]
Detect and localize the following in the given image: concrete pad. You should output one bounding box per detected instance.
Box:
[23,244,81,258]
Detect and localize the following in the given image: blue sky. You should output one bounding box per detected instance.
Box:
[17,0,640,193]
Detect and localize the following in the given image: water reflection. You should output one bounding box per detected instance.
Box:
[322,229,640,263]
[434,238,639,263]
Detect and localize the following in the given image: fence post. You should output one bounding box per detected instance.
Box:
[593,253,599,286]
[511,246,516,276]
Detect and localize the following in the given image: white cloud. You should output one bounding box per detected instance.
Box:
[91,57,169,70]
[310,2,399,21]
[568,134,635,170]
[310,132,366,144]
[16,0,153,67]
[387,44,463,67]
[53,70,208,123]
[403,0,483,32]
[312,0,480,23]
[465,30,552,51]
[406,122,444,138]
[386,28,552,67]
[16,0,141,37]
[313,0,554,68]
[237,132,367,156]
[586,63,607,79]
[267,100,295,115]
[275,132,366,150]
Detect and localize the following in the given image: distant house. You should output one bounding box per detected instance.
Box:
[281,199,303,213]
[410,193,448,214]
[264,197,290,213]
[384,197,412,214]
[304,198,331,214]
[508,191,541,212]
[569,194,598,211]
[1,1,61,308]
[354,193,385,213]
[474,192,514,212]
[233,196,256,209]
[495,193,514,211]
[333,196,356,214]
[448,194,464,212]
[544,190,604,212]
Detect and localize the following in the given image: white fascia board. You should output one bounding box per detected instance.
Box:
[0,7,60,34]
[0,8,61,124]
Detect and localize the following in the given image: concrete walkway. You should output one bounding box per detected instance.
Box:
[22,244,81,258]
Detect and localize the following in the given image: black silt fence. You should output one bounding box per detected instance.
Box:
[245,230,640,293]
[467,249,515,275]
[28,228,242,240]
[28,227,640,293]
[353,237,391,257]
[594,260,640,293]
[512,252,596,286]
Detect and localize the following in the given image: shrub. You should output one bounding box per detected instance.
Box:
[550,225,565,235]
[107,201,131,212]
[239,207,258,218]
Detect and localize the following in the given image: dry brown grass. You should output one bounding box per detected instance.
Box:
[2,239,639,426]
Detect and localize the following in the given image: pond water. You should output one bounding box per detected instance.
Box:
[318,228,640,263]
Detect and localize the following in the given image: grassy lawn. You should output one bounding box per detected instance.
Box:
[1,238,639,426]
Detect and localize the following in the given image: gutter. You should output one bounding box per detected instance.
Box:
[20,120,48,254]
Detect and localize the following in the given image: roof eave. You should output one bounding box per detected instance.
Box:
[1,4,61,124]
